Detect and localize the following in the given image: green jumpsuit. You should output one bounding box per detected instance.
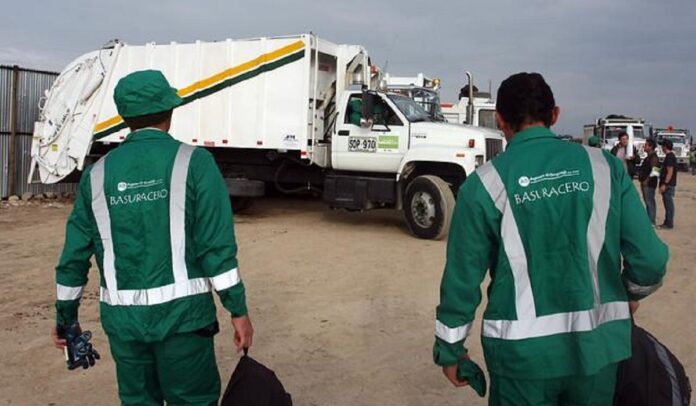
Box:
[434,126,668,405]
[55,128,247,405]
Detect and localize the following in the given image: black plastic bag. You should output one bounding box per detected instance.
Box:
[221,349,292,406]
[614,323,691,405]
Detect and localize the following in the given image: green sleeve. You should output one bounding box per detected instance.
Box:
[434,173,498,366]
[616,158,669,300]
[191,148,248,316]
[55,168,95,325]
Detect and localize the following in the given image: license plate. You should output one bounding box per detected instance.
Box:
[348,136,377,152]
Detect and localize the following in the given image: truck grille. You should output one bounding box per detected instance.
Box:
[674,146,683,156]
[486,138,503,161]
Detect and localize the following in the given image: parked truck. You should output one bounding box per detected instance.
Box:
[652,127,691,170]
[583,114,647,176]
[440,72,497,130]
[29,34,504,240]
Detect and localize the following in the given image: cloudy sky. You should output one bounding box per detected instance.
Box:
[3,0,695,135]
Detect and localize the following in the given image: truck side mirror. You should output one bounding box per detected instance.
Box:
[361,90,375,128]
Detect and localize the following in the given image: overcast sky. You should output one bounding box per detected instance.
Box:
[3,0,695,135]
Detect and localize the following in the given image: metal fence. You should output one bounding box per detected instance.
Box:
[0,65,78,198]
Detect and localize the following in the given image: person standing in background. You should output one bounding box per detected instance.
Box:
[658,139,677,229]
[638,139,659,225]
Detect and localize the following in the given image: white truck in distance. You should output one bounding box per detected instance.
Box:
[30,34,504,240]
[440,72,498,130]
[652,127,691,170]
[583,114,647,176]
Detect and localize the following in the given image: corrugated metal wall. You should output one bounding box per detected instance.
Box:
[0,65,78,198]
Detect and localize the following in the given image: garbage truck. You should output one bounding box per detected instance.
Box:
[30,33,504,239]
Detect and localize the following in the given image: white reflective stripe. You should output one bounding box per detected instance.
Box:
[584,146,611,305]
[476,163,506,212]
[435,320,472,344]
[482,301,630,340]
[624,277,663,297]
[169,144,196,283]
[56,284,85,301]
[90,157,121,305]
[210,268,241,291]
[477,163,536,319]
[100,278,211,306]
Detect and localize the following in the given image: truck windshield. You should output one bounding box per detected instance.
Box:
[388,94,432,123]
[478,109,497,129]
[411,89,444,121]
[662,135,685,144]
[604,125,644,141]
[603,126,626,142]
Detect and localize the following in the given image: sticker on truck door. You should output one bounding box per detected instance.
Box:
[378,135,399,152]
[348,136,377,152]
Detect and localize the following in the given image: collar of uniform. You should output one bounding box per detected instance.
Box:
[506,126,556,149]
[123,128,174,143]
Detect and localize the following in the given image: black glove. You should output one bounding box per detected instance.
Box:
[57,322,100,370]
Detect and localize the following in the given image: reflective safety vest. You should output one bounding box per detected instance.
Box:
[55,129,247,342]
[434,126,668,379]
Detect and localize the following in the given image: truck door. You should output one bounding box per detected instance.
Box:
[332,93,408,173]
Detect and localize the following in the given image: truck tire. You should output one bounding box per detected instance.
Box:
[404,175,455,240]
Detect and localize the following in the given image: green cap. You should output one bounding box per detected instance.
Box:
[588,135,600,147]
[114,70,183,118]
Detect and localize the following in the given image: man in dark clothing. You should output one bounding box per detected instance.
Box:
[638,139,659,225]
[659,139,677,229]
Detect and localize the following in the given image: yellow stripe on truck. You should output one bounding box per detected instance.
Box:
[94,115,124,133]
[177,40,304,96]
[94,39,306,134]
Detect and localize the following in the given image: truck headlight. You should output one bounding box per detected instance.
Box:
[475,155,484,167]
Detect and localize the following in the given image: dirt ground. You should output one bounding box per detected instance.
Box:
[0,175,694,406]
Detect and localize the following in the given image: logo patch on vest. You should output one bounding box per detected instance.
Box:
[514,170,589,205]
[110,179,168,206]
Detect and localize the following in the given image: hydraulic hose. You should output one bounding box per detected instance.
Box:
[273,158,322,195]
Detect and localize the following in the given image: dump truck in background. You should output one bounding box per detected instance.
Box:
[583,114,647,176]
[29,33,504,239]
[652,127,691,170]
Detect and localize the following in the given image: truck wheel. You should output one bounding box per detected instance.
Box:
[404,175,455,240]
[231,196,253,213]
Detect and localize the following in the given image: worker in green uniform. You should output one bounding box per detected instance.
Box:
[588,135,600,148]
[433,72,668,405]
[50,70,254,405]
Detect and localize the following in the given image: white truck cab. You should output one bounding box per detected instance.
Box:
[583,115,647,176]
[653,127,691,170]
[441,72,498,130]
